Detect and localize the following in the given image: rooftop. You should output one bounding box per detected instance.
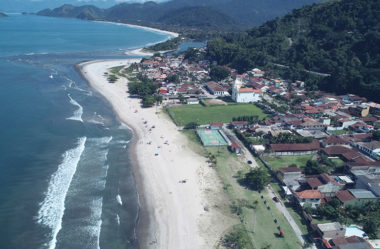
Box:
[336,190,356,203]
[317,222,345,232]
[296,190,323,199]
[348,189,377,199]
[279,167,302,173]
[238,87,254,93]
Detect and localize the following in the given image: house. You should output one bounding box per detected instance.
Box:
[277,167,302,186]
[306,173,343,197]
[354,174,380,198]
[210,122,223,130]
[349,105,370,117]
[316,222,346,239]
[269,139,320,156]
[230,142,242,154]
[349,121,372,133]
[348,189,378,201]
[322,135,349,148]
[335,190,357,206]
[355,141,380,160]
[324,236,373,249]
[299,119,325,130]
[295,190,323,207]
[231,121,249,129]
[347,160,380,173]
[321,146,363,162]
[186,98,199,105]
[205,81,228,96]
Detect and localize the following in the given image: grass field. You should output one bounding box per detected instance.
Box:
[263,154,315,170]
[167,103,267,126]
[181,130,302,249]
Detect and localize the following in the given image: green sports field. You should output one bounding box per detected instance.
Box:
[167,104,267,126]
[196,129,228,146]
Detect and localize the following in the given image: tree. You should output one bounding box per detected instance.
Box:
[184,122,198,129]
[363,219,378,239]
[373,130,380,141]
[154,94,163,105]
[142,95,155,107]
[166,74,180,83]
[209,65,231,81]
[178,93,186,104]
[244,167,270,191]
[304,160,326,175]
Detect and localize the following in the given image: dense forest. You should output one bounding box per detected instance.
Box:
[207,0,380,101]
[37,0,320,33]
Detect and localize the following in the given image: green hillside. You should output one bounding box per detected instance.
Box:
[37,0,321,32]
[207,0,380,101]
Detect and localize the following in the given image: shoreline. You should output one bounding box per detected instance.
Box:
[95,20,179,39]
[77,58,228,249]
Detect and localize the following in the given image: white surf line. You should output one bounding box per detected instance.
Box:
[37,137,87,249]
[66,94,83,122]
[116,194,123,206]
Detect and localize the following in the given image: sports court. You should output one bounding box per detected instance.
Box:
[196,129,228,146]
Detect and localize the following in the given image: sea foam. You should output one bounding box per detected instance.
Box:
[66,94,83,122]
[116,194,123,206]
[37,137,87,249]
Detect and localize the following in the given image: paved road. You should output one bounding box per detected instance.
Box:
[267,185,317,249]
[222,127,258,168]
[267,185,305,244]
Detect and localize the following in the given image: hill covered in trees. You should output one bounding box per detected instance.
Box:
[207,0,380,101]
[37,0,321,33]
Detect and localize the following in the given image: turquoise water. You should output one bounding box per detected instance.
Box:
[0,14,171,249]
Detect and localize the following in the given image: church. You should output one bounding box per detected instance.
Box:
[232,78,262,103]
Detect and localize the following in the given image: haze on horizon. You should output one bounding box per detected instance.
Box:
[0,0,168,12]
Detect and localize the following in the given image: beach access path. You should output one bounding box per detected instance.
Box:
[78,59,230,249]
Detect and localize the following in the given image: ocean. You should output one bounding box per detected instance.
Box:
[0,14,172,249]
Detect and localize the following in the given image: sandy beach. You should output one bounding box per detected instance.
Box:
[77,59,231,249]
[95,20,179,38]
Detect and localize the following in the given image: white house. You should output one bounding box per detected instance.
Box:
[232,78,262,103]
[205,81,229,96]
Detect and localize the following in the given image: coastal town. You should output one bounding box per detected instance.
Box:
[108,46,380,249]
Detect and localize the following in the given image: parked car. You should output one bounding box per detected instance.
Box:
[272,196,280,202]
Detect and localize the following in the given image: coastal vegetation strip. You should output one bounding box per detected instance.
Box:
[167,104,267,126]
[182,130,302,249]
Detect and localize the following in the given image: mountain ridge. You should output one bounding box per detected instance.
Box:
[37,0,322,31]
[207,0,380,101]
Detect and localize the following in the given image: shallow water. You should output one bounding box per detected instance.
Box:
[0,14,171,249]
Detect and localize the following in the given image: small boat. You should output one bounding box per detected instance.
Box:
[49,74,54,79]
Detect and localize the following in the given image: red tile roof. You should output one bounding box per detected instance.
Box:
[210,122,223,127]
[279,167,302,173]
[336,190,356,203]
[296,190,323,199]
[323,135,348,145]
[307,178,324,189]
[206,81,227,92]
[231,142,242,149]
[238,87,254,93]
[322,146,351,156]
[231,121,248,126]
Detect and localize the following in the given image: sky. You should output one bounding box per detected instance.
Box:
[0,0,169,12]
